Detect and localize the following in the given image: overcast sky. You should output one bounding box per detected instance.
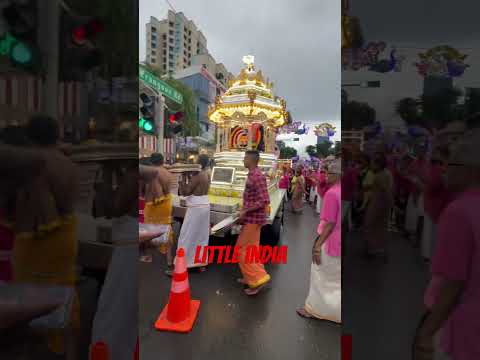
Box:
[139,0,340,156]
[349,0,480,48]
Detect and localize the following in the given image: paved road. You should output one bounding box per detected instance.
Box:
[139,204,340,360]
[342,228,430,359]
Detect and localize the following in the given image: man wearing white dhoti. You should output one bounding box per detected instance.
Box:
[177,154,211,270]
[297,159,342,323]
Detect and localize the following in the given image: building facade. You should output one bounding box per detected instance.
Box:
[174,65,226,141]
[145,11,208,75]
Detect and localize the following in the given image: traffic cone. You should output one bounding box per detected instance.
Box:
[155,248,201,333]
[134,337,139,360]
[90,341,109,360]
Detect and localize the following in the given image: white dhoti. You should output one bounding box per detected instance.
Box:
[91,216,138,360]
[316,195,323,214]
[309,187,316,203]
[305,246,341,323]
[177,195,210,268]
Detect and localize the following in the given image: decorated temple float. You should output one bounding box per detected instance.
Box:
[172,56,288,244]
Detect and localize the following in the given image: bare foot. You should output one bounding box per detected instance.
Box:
[296,308,313,318]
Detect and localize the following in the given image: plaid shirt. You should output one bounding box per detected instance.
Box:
[242,167,270,225]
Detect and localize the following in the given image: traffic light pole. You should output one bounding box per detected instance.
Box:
[38,0,60,132]
[156,95,165,154]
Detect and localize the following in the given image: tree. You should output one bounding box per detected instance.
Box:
[421,87,463,130]
[305,145,317,157]
[332,141,341,155]
[142,64,200,137]
[280,146,297,159]
[465,88,480,117]
[395,97,420,126]
[397,88,464,130]
[143,63,165,78]
[342,101,376,130]
[316,141,333,158]
[164,78,200,137]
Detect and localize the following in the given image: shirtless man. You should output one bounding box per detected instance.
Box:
[176,154,211,271]
[179,154,211,197]
[142,153,176,274]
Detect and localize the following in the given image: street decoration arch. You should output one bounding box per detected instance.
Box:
[414,46,469,78]
[314,123,336,138]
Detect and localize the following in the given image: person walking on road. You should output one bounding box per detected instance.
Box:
[415,133,480,360]
[297,159,342,323]
[291,166,306,214]
[363,154,394,258]
[177,154,211,272]
[143,153,176,276]
[237,150,271,296]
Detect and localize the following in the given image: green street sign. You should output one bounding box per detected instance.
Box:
[139,65,183,105]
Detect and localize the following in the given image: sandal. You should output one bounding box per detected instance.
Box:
[244,283,267,296]
[296,308,313,318]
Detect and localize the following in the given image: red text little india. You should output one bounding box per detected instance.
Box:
[194,245,288,264]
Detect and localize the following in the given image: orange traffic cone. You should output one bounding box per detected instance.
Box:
[155,248,201,333]
[90,341,109,360]
[134,337,139,360]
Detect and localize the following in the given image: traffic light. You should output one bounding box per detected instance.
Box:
[139,93,155,134]
[60,12,104,81]
[0,0,40,70]
[166,110,183,137]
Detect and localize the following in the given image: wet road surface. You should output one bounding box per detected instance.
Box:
[342,228,429,359]
[139,204,340,360]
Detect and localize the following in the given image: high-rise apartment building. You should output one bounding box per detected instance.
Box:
[146,11,208,74]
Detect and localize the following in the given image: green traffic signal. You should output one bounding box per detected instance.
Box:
[139,117,154,133]
[143,121,153,132]
[0,32,35,68]
[11,41,33,65]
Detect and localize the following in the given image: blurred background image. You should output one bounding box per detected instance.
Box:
[342,0,480,359]
[0,1,138,359]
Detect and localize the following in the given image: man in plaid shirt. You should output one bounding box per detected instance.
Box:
[237,150,271,295]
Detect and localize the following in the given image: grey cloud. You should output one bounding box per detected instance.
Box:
[140,0,340,133]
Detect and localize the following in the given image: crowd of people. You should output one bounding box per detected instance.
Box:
[340,122,479,360]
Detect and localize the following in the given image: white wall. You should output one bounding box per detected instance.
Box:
[342,46,480,127]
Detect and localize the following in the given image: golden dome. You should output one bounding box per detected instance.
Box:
[208,56,288,128]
